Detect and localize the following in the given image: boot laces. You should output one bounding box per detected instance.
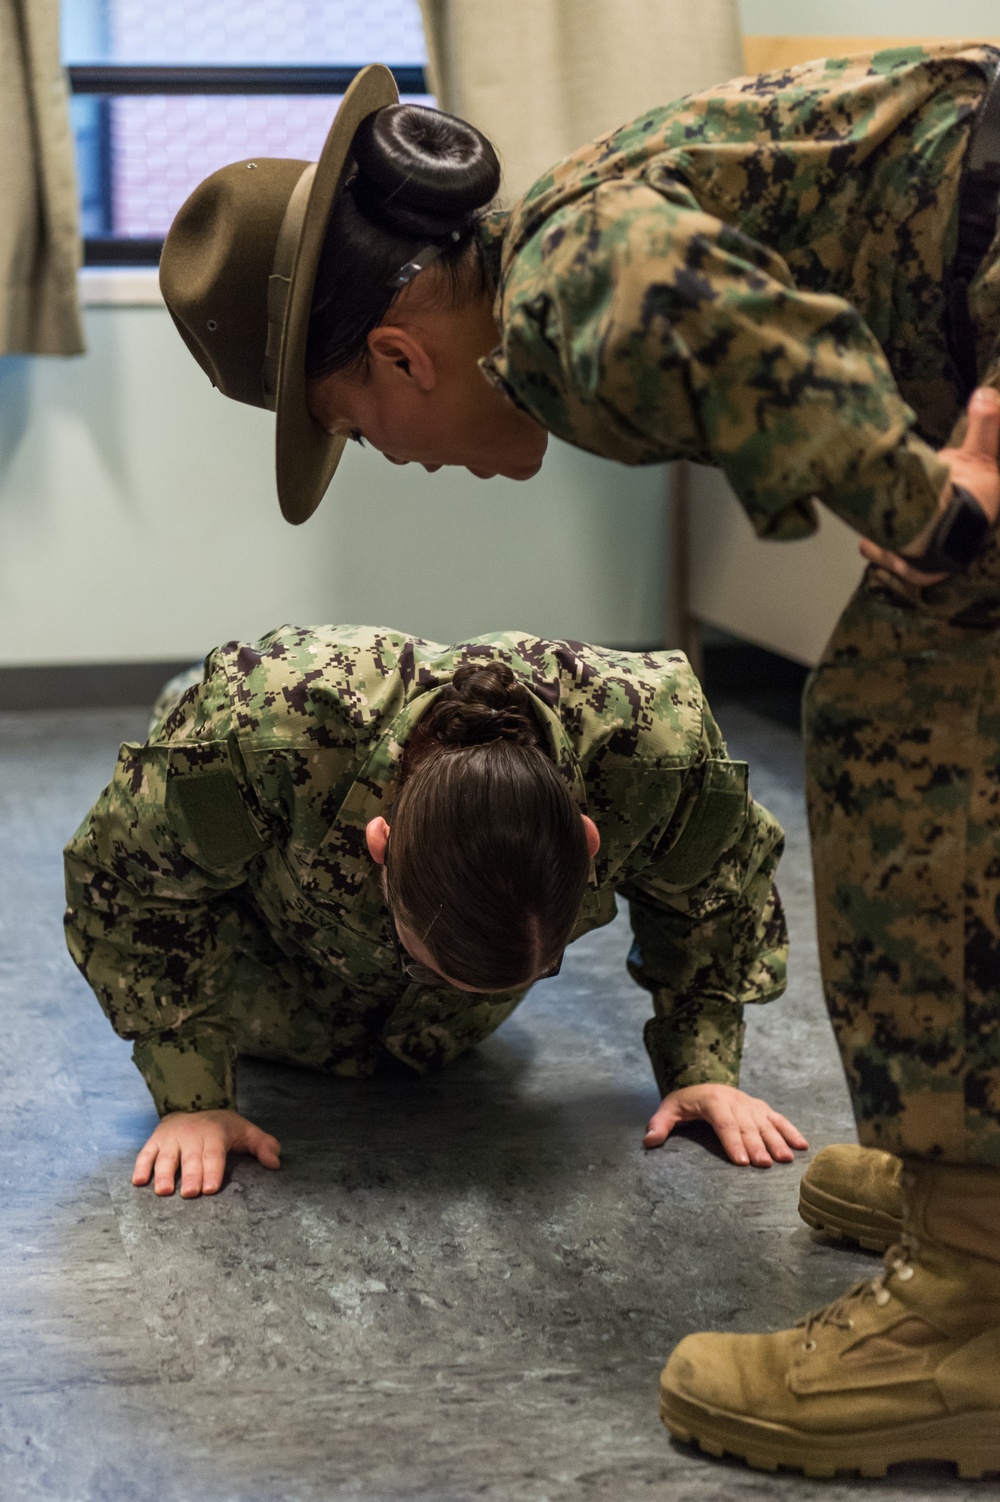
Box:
[798,1242,914,1340]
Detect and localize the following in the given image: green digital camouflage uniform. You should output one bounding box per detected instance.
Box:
[475,43,1000,1165]
[63,628,787,1117]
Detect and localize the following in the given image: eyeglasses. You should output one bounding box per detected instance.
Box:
[387,901,565,989]
[387,903,451,988]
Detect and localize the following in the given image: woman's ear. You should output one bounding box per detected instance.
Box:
[367,325,437,392]
[366,816,390,864]
[581,814,601,858]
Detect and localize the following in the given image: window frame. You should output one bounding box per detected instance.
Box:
[68,64,429,265]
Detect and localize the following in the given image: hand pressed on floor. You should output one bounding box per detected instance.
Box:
[132,1109,282,1198]
[643,1082,808,1167]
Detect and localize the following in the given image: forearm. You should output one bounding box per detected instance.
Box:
[706,346,947,552]
[64,708,270,1116]
[667,199,950,546]
[133,1020,237,1116]
[643,994,745,1096]
[623,782,788,989]
[623,792,788,1094]
[683,284,948,549]
[605,190,949,548]
[64,853,241,1115]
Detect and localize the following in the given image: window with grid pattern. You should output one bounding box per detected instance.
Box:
[62,0,431,261]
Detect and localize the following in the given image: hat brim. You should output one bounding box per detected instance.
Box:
[273,64,400,524]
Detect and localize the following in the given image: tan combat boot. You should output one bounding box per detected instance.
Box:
[798,1144,903,1252]
[659,1161,1000,1478]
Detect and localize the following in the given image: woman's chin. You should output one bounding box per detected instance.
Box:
[503,458,544,481]
[469,432,547,481]
[466,462,542,481]
[517,432,548,478]
[498,452,546,480]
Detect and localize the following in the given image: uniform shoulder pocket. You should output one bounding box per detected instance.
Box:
[166,752,267,872]
[655,758,749,888]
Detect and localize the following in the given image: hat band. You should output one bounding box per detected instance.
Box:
[262,162,317,411]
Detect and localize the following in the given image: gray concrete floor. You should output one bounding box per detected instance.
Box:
[0,703,982,1501]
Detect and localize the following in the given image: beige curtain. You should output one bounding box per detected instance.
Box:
[0,0,84,354]
[419,0,744,201]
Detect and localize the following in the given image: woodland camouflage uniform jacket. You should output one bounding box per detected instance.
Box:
[481,44,1000,551]
[64,628,787,1116]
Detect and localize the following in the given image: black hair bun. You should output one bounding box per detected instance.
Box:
[351,103,501,241]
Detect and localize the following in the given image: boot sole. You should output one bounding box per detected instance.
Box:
[660,1386,1000,1479]
[798,1178,901,1253]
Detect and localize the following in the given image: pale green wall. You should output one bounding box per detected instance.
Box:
[739,0,999,32]
[0,304,667,666]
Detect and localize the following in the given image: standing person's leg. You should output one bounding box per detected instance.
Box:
[798,324,1000,1243]
[658,565,1000,1476]
[806,578,1000,1169]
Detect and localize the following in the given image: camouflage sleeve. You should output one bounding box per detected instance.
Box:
[492,181,948,549]
[616,708,788,1097]
[63,660,270,1114]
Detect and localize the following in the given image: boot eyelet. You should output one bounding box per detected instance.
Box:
[802,1339,817,1352]
[875,1289,891,1306]
[896,1265,914,1282]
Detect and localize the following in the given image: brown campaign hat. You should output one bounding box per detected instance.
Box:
[159,64,399,524]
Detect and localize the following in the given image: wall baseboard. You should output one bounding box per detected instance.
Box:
[1,649,665,712]
[0,640,808,722]
[0,660,195,712]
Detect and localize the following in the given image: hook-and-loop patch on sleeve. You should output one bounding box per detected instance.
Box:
[653,758,750,889]
[165,746,268,875]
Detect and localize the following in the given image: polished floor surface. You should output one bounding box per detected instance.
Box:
[0,702,979,1500]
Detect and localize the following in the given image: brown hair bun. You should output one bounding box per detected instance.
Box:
[422,661,542,748]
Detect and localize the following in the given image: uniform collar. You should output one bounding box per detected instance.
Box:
[476,206,511,288]
[350,658,590,820]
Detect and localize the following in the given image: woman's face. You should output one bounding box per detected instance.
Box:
[306,281,549,480]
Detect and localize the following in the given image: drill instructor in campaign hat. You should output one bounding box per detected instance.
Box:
[155,47,1000,1478]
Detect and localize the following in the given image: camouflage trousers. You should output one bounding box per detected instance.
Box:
[805,537,1000,1166]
